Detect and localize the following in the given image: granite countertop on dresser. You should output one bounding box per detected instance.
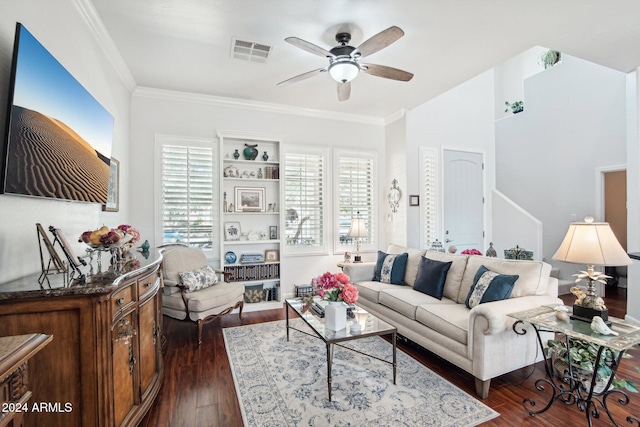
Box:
[0,250,162,301]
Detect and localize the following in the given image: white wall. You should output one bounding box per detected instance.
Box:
[0,0,132,283]
[130,89,385,297]
[384,115,408,247]
[405,70,496,250]
[495,55,627,280]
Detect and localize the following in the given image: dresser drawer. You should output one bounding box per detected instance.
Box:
[111,284,135,319]
[138,272,159,301]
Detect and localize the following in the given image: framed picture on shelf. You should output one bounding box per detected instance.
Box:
[224,222,242,241]
[265,249,279,262]
[102,157,119,212]
[269,225,278,240]
[235,187,265,212]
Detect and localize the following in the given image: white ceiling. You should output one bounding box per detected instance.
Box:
[90,0,640,120]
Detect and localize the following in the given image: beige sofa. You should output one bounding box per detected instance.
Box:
[343,244,562,399]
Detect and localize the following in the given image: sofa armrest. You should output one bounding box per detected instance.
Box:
[469,295,563,336]
[343,262,376,283]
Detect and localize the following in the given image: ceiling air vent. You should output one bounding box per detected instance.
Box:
[232,38,272,63]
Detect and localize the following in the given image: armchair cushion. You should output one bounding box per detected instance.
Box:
[179,265,219,292]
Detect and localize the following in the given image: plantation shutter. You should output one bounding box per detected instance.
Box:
[160,144,215,251]
[284,150,326,254]
[421,147,439,249]
[336,152,376,249]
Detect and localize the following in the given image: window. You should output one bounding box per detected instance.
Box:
[284,149,327,254]
[420,147,439,249]
[335,151,376,252]
[156,136,218,256]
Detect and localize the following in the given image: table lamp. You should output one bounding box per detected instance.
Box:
[552,216,632,323]
[347,212,368,263]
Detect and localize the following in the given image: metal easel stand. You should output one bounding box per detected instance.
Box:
[36,223,68,288]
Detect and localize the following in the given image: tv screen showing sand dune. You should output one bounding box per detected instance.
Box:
[1,23,113,203]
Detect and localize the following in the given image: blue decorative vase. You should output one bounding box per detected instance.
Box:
[262,151,269,161]
[233,149,239,160]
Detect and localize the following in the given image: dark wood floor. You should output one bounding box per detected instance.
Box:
[141,287,640,426]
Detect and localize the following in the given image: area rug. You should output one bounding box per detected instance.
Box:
[223,319,499,426]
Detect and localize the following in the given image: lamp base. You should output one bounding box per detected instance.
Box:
[570,304,611,326]
[353,255,362,263]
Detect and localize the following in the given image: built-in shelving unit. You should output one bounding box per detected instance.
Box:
[217,130,283,312]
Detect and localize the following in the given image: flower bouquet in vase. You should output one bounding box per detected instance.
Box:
[311,272,359,331]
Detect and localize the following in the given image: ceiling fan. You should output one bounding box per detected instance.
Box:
[277,26,414,102]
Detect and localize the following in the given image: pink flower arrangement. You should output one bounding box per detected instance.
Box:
[118,224,141,244]
[311,271,359,304]
[460,248,482,256]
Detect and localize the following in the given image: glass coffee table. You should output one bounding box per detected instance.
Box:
[285,298,397,401]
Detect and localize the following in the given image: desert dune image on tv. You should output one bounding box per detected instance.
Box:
[3,24,114,203]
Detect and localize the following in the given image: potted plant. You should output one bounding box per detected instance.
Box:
[504,100,524,114]
[540,49,561,69]
[545,337,638,393]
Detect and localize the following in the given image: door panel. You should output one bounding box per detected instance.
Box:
[443,150,484,252]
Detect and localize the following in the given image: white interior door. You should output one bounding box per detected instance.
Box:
[443,150,484,252]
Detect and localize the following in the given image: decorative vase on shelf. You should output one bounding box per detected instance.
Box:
[325,301,347,331]
[262,151,269,161]
[233,149,240,160]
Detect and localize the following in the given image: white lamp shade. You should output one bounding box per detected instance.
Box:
[329,60,359,83]
[347,218,369,238]
[552,221,631,266]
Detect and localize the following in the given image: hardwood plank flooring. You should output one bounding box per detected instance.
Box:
[141,287,640,426]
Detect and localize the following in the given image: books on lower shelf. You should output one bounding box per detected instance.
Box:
[224,263,279,282]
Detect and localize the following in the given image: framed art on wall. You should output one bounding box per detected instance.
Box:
[103,158,119,212]
[409,195,419,206]
[235,187,265,212]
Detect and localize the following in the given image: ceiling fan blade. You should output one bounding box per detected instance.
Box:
[285,37,334,58]
[356,26,404,58]
[277,68,326,86]
[361,64,414,81]
[337,82,351,102]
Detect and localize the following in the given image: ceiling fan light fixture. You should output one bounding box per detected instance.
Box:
[328,58,359,83]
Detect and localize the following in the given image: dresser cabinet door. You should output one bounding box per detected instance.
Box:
[112,312,138,426]
[138,284,161,398]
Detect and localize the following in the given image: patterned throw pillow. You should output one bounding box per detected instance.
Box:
[179,265,219,293]
[465,265,519,309]
[373,251,409,285]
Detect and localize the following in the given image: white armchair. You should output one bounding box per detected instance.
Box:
[160,244,244,345]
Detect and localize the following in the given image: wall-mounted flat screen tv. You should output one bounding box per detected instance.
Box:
[0,23,114,203]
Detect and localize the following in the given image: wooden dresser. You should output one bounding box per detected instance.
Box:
[0,252,164,427]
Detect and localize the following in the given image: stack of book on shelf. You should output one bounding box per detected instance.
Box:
[240,253,265,264]
[264,166,279,179]
[224,263,280,282]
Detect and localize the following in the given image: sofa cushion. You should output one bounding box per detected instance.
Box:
[387,244,426,286]
[373,251,409,285]
[179,265,219,292]
[413,257,452,299]
[425,251,469,301]
[415,303,468,345]
[457,255,551,303]
[378,287,453,320]
[354,281,400,303]
[465,265,518,308]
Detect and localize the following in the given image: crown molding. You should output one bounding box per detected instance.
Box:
[133,87,385,126]
[384,109,407,125]
[73,0,137,93]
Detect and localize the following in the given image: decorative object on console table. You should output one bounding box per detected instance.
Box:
[235,186,265,212]
[485,242,497,257]
[552,215,632,324]
[504,245,533,260]
[103,157,119,212]
[347,211,368,262]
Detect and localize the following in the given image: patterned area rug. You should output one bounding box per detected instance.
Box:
[223,319,499,426]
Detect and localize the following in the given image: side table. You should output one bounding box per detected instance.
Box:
[508,306,640,426]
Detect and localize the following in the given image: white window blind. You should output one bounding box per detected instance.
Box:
[160,143,216,252]
[336,152,376,250]
[421,147,439,249]
[284,150,326,254]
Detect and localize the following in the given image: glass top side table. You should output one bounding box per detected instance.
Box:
[508,305,640,426]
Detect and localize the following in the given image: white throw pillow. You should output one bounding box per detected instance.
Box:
[179,265,219,293]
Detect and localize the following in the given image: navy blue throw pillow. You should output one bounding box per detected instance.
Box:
[413,257,452,299]
[465,265,518,309]
[373,251,409,285]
